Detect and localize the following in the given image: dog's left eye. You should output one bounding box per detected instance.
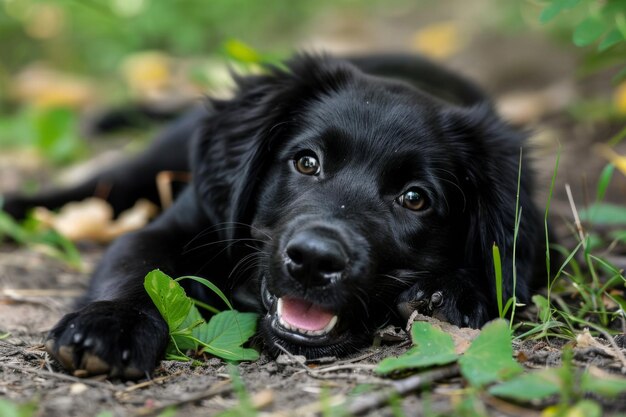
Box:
[397,188,428,211]
[294,152,321,176]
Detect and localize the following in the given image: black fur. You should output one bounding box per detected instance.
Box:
[3,54,546,378]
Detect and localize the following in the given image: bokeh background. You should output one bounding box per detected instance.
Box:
[1,0,626,239]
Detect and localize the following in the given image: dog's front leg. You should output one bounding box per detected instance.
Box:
[45,189,208,379]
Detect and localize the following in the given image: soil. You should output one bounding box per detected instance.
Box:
[2,2,626,416]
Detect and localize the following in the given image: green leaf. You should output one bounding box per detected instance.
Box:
[532,294,551,323]
[580,371,626,397]
[580,202,626,225]
[194,310,259,361]
[0,400,38,417]
[145,270,259,363]
[223,39,262,64]
[599,29,624,51]
[539,0,581,23]
[596,164,615,203]
[493,244,504,318]
[573,18,606,46]
[144,270,194,331]
[568,400,602,417]
[459,319,523,387]
[488,368,561,401]
[375,322,458,374]
[33,107,85,165]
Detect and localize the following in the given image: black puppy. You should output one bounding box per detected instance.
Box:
[3,54,545,379]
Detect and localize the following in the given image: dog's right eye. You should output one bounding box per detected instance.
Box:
[294,152,321,176]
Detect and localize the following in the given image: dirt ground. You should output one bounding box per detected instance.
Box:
[2,3,626,416]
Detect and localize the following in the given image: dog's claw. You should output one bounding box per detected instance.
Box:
[430,291,443,308]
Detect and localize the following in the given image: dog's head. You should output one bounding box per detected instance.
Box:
[193,55,536,357]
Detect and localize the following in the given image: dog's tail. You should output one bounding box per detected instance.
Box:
[346,54,489,108]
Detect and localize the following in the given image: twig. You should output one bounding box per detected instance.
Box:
[0,362,119,391]
[565,184,586,249]
[135,379,232,416]
[274,343,385,382]
[123,371,183,393]
[347,364,460,415]
[310,363,377,374]
[587,325,626,370]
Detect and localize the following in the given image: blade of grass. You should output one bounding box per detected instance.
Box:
[493,244,504,318]
[175,275,233,310]
[545,146,561,318]
[510,148,523,328]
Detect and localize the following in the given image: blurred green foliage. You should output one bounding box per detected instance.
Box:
[0,0,357,75]
[0,106,85,163]
[538,0,626,80]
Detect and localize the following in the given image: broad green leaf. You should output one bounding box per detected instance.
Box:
[375,322,458,374]
[573,18,606,46]
[580,371,626,397]
[488,368,561,401]
[539,0,581,23]
[599,29,624,51]
[580,202,626,225]
[144,270,194,331]
[194,310,259,361]
[170,304,204,352]
[33,107,85,164]
[459,319,523,387]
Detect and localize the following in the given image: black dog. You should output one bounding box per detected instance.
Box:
[3,54,545,379]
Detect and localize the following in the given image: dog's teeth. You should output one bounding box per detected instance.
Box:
[322,315,338,333]
[277,298,284,317]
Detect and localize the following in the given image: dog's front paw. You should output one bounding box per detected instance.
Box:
[45,301,169,379]
[396,281,488,328]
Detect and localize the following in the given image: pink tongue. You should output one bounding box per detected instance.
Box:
[281,297,334,331]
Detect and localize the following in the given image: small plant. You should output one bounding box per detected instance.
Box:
[144,269,259,362]
[0,207,82,269]
[376,319,626,414]
[0,106,87,165]
[539,0,626,80]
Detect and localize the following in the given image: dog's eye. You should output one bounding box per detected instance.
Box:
[397,188,427,211]
[294,152,320,176]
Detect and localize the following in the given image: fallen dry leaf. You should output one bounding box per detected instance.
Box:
[575,328,615,357]
[595,143,626,177]
[34,197,158,243]
[496,82,575,124]
[614,81,626,115]
[411,21,462,60]
[12,65,95,109]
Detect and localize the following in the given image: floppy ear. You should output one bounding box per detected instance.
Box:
[440,104,541,312]
[191,55,354,240]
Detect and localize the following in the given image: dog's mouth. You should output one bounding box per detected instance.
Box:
[261,278,348,348]
[276,297,338,336]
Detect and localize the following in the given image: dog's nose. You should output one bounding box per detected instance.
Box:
[285,229,348,286]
